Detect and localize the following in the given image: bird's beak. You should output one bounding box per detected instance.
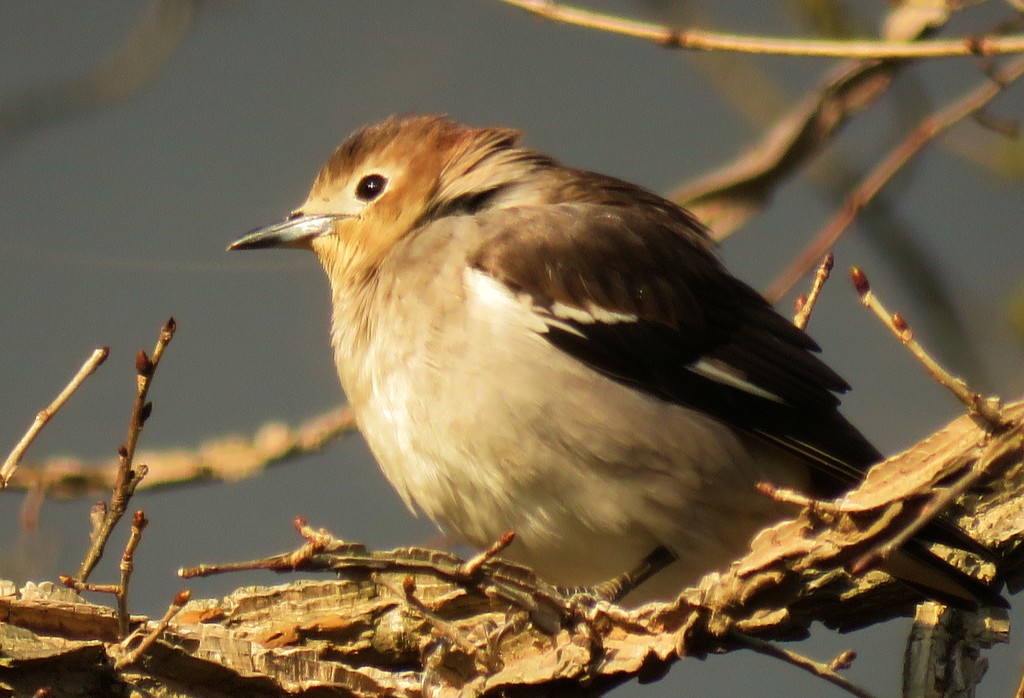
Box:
[227,214,340,251]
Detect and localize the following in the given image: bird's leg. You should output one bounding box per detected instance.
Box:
[569,545,678,604]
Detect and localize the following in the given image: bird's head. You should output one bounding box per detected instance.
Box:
[229,115,552,281]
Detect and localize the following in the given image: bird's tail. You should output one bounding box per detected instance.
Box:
[886,540,1007,610]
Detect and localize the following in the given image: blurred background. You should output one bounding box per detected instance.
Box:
[1,2,1022,695]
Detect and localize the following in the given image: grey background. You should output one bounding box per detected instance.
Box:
[1,2,1022,696]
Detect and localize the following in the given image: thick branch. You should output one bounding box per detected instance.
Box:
[3,400,1021,696]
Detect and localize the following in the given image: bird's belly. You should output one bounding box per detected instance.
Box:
[350,328,808,600]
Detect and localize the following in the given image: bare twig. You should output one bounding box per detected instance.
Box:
[459,531,516,577]
[59,510,149,639]
[767,55,1024,301]
[75,318,175,582]
[116,511,148,638]
[501,0,1024,58]
[670,0,945,239]
[675,56,905,238]
[757,481,842,515]
[731,631,877,698]
[0,347,109,488]
[178,522,574,633]
[659,6,977,366]
[6,406,357,500]
[114,589,190,670]
[793,253,834,330]
[849,267,1005,428]
[59,577,119,595]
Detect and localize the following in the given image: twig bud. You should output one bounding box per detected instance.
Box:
[139,401,153,425]
[132,510,148,530]
[135,350,153,377]
[892,313,912,341]
[850,266,870,296]
[90,502,107,534]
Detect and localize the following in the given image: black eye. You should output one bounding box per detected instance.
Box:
[355,173,388,201]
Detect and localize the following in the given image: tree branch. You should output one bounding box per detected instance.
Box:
[501,0,1024,59]
[2,399,1020,696]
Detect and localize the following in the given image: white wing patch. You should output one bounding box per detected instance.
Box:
[465,268,640,339]
[689,358,786,404]
[464,267,552,335]
[549,301,638,325]
[466,268,786,405]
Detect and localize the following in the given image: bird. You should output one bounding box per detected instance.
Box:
[229,115,1002,607]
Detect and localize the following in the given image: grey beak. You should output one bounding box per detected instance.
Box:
[227,214,339,251]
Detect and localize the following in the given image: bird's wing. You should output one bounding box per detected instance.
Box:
[467,199,881,494]
[466,195,1003,607]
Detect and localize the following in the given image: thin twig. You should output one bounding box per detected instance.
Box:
[75,318,176,582]
[114,589,190,670]
[58,510,148,639]
[757,481,842,515]
[501,0,1024,59]
[767,55,1024,301]
[849,267,1005,427]
[847,267,1012,574]
[460,531,516,577]
[731,630,877,698]
[675,58,906,238]
[59,577,119,595]
[0,347,109,488]
[116,511,148,638]
[793,253,834,330]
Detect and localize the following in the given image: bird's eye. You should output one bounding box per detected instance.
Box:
[355,174,388,202]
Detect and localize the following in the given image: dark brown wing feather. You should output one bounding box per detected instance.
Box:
[469,189,880,494]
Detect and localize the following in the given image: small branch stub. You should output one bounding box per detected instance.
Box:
[793,252,834,330]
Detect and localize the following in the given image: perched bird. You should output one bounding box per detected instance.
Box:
[230,115,1000,606]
